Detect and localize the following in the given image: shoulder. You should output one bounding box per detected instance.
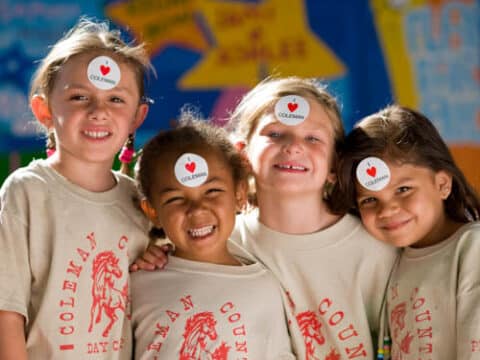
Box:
[114,171,138,192]
[1,160,52,210]
[338,214,399,259]
[2,160,50,190]
[456,222,480,251]
[112,171,145,210]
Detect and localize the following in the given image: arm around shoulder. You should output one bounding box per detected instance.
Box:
[0,310,27,360]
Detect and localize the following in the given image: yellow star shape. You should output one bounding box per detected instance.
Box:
[106,0,209,55]
[180,0,346,89]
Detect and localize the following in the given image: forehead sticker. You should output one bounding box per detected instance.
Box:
[87,56,121,90]
[356,157,391,191]
[274,95,310,126]
[174,153,209,187]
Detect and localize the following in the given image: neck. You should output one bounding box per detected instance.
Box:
[413,216,465,248]
[47,155,116,192]
[175,249,242,266]
[256,190,341,234]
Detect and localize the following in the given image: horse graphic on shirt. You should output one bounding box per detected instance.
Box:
[390,302,414,360]
[179,311,230,359]
[296,310,326,360]
[88,251,129,337]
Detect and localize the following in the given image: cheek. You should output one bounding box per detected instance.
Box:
[359,210,376,228]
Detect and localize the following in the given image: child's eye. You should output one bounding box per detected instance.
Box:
[305,135,320,143]
[397,186,411,194]
[70,94,88,101]
[267,131,281,138]
[206,188,223,195]
[163,196,184,205]
[110,96,125,103]
[358,197,377,207]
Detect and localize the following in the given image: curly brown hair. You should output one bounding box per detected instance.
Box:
[136,114,249,205]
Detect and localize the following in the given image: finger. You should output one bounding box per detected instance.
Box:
[129,263,139,272]
[134,258,156,271]
[144,252,168,268]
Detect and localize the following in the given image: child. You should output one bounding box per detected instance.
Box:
[227,77,399,359]
[132,118,294,359]
[135,77,398,358]
[0,18,153,359]
[336,105,480,359]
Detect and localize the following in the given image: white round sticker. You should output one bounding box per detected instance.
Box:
[274,95,310,126]
[174,153,209,187]
[87,56,121,90]
[356,157,391,191]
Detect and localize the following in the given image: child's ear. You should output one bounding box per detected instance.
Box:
[140,199,160,225]
[31,95,53,128]
[436,170,453,200]
[131,103,149,132]
[235,180,248,212]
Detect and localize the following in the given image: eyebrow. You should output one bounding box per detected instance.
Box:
[356,176,415,196]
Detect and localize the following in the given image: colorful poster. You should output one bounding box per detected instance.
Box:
[0,0,478,190]
[371,0,480,192]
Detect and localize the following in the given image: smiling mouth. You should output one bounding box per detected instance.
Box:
[274,164,307,171]
[83,130,111,139]
[188,225,215,238]
[382,219,411,231]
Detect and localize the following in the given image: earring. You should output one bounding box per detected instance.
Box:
[119,133,135,164]
[46,130,56,158]
[323,181,334,200]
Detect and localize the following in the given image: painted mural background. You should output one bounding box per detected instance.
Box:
[0,0,479,190]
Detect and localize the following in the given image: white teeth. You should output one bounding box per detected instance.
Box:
[277,164,306,171]
[188,225,214,238]
[84,131,110,139]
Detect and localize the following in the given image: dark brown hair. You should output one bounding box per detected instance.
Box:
[335,105,480,222]
[136,114,249,205]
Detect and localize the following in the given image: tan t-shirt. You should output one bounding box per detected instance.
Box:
[386,222,480,360]
[231,209,399,359]
[0,160,150,359]
[131,247,294,360]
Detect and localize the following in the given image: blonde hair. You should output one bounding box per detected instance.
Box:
[30,16,154,105]
[229,76,344,146]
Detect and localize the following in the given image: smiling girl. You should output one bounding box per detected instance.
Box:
[0,18,153,359]
[132,118,294,359]
[336,105,480,359]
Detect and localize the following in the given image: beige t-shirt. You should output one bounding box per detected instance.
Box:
[386,222,480,360]
[131,247,294,360]
[0,160,150,359]
[231,209,398,359]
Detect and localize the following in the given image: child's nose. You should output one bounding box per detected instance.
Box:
[282,135,303,154]
[88,99,109,121]
[186,199,207,216]
[377,200,400,218]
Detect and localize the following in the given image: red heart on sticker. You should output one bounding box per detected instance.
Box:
[185,162,196,173]
[366,166,376,177]
[287,102,298,112]
[100,65,110,76]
